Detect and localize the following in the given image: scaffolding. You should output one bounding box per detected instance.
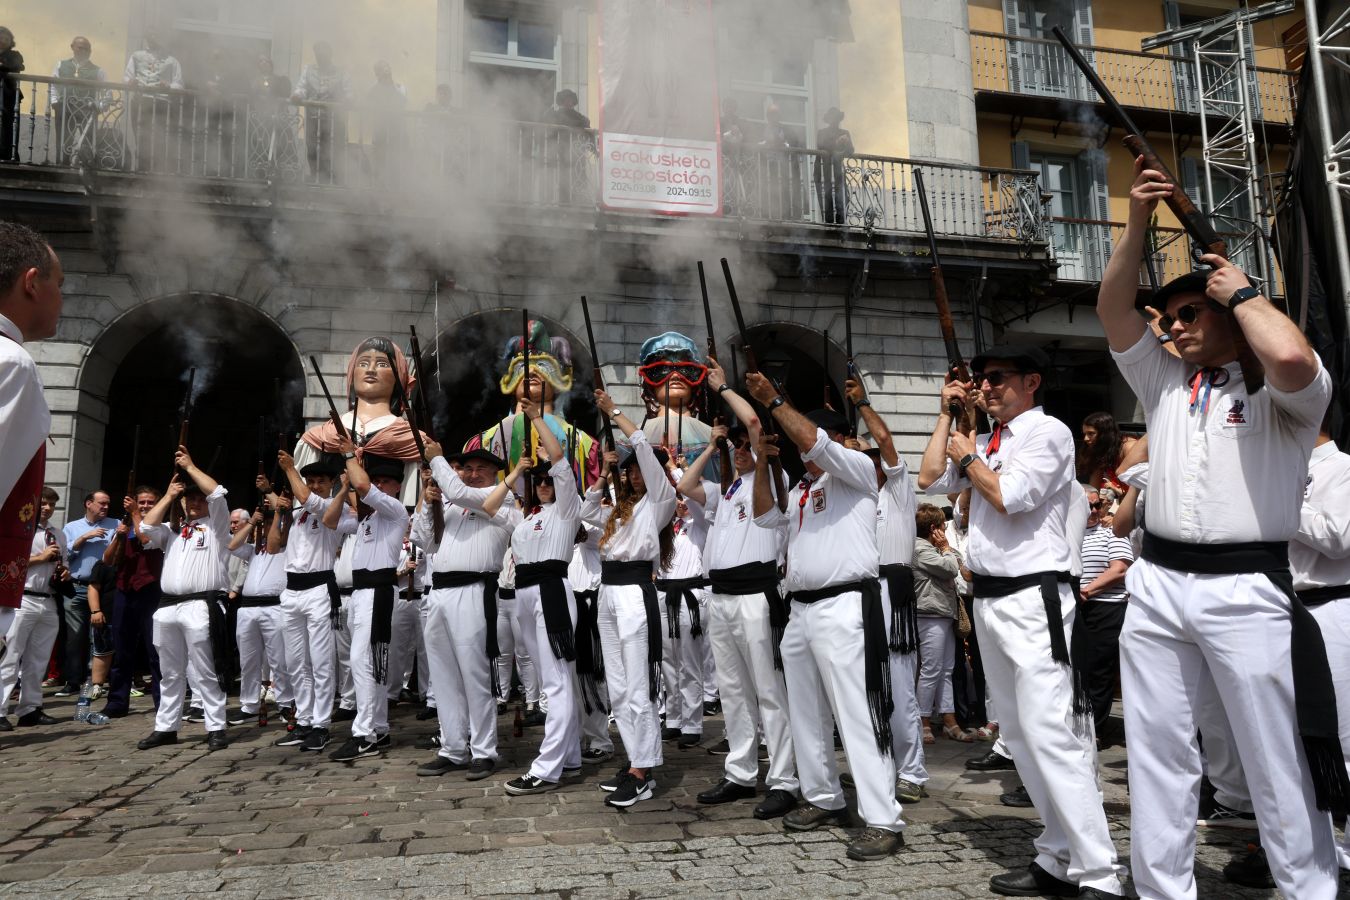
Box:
[1303,0,1350,316]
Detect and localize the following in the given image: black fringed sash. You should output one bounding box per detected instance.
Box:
[879,563,918,655]
[709,561,787,669]
[601,560,663,702]
[158,590,232,694]
[352,567,397,683]
[1142,532,1350,816]
[516,560,576,661]
[432,569,503,698]
[286,569,341,630]
[572,588,607,714]
[788,578,893,756]
[655,576,705,640]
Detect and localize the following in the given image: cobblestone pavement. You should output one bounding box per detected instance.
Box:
[0,691,1344,898]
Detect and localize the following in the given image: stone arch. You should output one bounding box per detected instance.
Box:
[73,293,305,504]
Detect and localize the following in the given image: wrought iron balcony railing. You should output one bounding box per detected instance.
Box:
[1,74,1049,250]
[971,31,1296,127]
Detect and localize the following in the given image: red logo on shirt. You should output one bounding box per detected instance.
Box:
[811,488,826,514]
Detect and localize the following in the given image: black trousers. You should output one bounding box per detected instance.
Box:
[105,585,162,712]
[953,594,986,725]
[1079,599,1127,737]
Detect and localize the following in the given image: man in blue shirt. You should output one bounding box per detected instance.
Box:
[59,490,117,694]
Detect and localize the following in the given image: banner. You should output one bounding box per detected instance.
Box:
[598,0,722,216]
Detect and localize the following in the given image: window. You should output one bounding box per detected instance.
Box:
[722,42,813,147]
[1004,0,1093,100]
[1028,147,1110,280]
[466,10,560,119]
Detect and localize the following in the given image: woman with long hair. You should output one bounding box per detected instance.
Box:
[581,389,676,809]
[1077,411,1135,495]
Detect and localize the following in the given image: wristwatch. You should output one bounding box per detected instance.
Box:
[958,452,978,473]
[608,407,623,420]
[1227,286,1261,310]
[342,451,356,460]
[767,396,786,411]
[716,383,731,394]
[854,398,871,409]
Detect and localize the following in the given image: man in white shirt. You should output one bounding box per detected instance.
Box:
[136,448,233,752]
[1097,155,1344,900]
[918,344,1122,897]
[226,498,291,726]
[746,375,903,862]
[0,486,67,729]
[122,31,183,173]
[1078,486,1133,745]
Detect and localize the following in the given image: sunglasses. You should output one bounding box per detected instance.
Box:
[731,437,752,450]
[972,369,1024,388]
[1157,303,1204,332]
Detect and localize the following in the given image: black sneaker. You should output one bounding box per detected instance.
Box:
[275,727,310,747]
[1197,795,1258,829]
[416,734,442,750]
[226,709,253,727]
[504,774,558,796]
[373,732,392,749]
[300,727,330,752]
[416,705,438,721]
[522,704,547,727]
[757,743,770,762]
[599,764,630,792]
[417,756,466,777]
[183,708,206,724]
[604,772,655,808]
[1223,844,1275,889]
[562,764,583,778]
[466,758,496,781]
[703,700,721,716]
[581,747,613,765]
[706,738,730,755]
[329,736,380,762]
[332,706,356,723]
[677,732,702,749]
[661,726,680,741]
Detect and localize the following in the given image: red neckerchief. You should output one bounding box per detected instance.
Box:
[985,425,1008,459]
[724,477,743,500]
[1188,367,1230,416]
[796,475,815,529]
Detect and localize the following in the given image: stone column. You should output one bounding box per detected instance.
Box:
[900,0,980,165]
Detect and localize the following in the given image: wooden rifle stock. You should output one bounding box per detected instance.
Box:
[579,296,619,501]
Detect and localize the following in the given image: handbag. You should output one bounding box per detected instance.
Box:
[955,595,972,639]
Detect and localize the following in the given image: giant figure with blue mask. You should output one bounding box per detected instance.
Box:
[634,332,712,466]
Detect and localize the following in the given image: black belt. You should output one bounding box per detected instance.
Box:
[1297,584,1350,607]
[157,590,231,694]
[286,570,341,629]
[787,578,893,756]
[709,561,788,669]
[971,570,1085,714]
[1141,531,1350,816]
[571,587,606,713]
[655,576,705,640]
[517,560,576,662]
[237,594,281,608]
[600,560,663,702]
[352,568,397,684]
[880,563,918,655]
[432,570,503,694]
[22,590,55,600]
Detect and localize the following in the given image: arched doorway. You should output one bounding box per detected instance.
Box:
[420,309,600,452]
[79,295,305,504]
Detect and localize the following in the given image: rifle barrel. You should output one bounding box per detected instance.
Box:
[309,356,349,438]
[580,295,619,500]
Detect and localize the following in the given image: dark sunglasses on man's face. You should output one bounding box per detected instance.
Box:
[972,369,1023,388]
[732,437,752,450]
[1157,303,1204,332]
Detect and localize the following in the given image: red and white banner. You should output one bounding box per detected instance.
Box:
[598,0,722,216]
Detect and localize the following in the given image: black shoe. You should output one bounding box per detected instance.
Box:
[605,772,655,808]
[102,707,130,719]
[661,726,680,741]
[1197,795,1258,828]
[0,717,11,732]
[783,803,845,832]
[504,774,558,796]
[758,743,770,762]
[16,709,58,726]
[1223,845,1275,889]
[416,734,442,751]
[966,749,1016,771]
[1078,890,1120,899]
[331,706,356,723]
[137,730,178,750]
[706,738,730,755]
[225,708,252,727]
[703,700,721,716]
[496,701,508,715]
[206,730,229,752]
[398,689,417,705]
[581,747,613,765]
[373,732,392,750]
[754,789,797,820]
[840,772,855,789]
[300,727,330,752]
[599,764,631,792]
[329,736,380,762]
[417,756,466,777]
[416,705,438,721]
[697,778,756,805]
[275,727,310,747]
[989,862,1081,897]
[1000,784,1033,808]
[522,706,547,727]
[833,728,843,750]
[466,758,496,781]
[183,708,206,724]
[54,684,80,697]
[677,732,701,749]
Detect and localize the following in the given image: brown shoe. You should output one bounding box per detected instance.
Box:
[782,803,845,832]
[846,826,903,860]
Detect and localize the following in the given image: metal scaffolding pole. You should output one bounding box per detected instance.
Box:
[1304,0,1350,317]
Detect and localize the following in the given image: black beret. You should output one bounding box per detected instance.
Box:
[363,454,405,483]
[807,408,850,435]
[448,448,506,470]
[969,343,1051,376]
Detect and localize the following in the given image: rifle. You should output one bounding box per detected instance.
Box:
[1049,25,1264,393]
[844,259,867,434]
[823,328,832,408]
[107,425,142,568]
[697,260,735,490]
[521,309,535,508]
[309,356,349,439]
[914,168,979,434]
[384,347,427,476]
[720,258,787,512]
[408,327,444,542]
[579,295,619,501]
[177,368,195,453]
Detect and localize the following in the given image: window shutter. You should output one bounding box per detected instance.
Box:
[1003,0,1022,92]
[1011,140,1032,171]
[1180,155,1204,208]
[1072,0,1095,101]
[1163,2,1198,113]
[1083,148,1112,276]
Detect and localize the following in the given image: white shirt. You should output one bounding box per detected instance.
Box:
[511,458,582,565]
[703,471,786,571]
[1289,441,1350,591]
[0,313,49,510]
[569,524,602,592]
[582,430,677,564]
[141,486,231,595]
[233,545,288,597]
[123,50,183,89]
[293,63,351,102]
[334,532,357,591]
[25,521,67,593]
[925,407,1078,578]
[755,428,879,593]
[878,459,917,567]
[350,486,410,572]
[1111,330,1331,543]
[419,456,517,572]
[1079,523,1133,602]
[284,493,357,574]
[661,504,708,581]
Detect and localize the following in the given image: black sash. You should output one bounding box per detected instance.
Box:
[601,560,663,702]
[432,569,503,698]
[879,563,918,655]
[1142,532,1350,816]
[572,587,607,713]
[655,576,705,640]
[709,560,788,669]
[286,569,341,629]
[1297,583,1350,607]
[517,560,576,662]
[237,594,281,608]
[499,587,516,599]
[787,577,893,756]
[158,590,231,694]
[352,568,397,683]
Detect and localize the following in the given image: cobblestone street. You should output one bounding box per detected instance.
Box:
[0,692,1341,898]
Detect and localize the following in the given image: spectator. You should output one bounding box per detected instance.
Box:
[425,83,452,112]
[227,507,251,600]
[123,30,184,172]
[757,103,803,219]
[0,486,67,729]
[59,490,117,695]
[1078,485,1134,747]
[102,487,164,718]
[247,55,298,181]
[0,26,24,163]
[291,41,351,183]
[814,107,853,225]
[364,60,405,179]
[543,89,588,129]
[1077,411,1136,498]
[49,36,107,165]
[541,89,589,203]
[84,555,118,699]
[913,503,971,742]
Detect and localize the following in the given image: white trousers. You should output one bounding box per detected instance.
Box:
[1120,561,1341,899]
[1311,598,1350,870]
[388,596,421,700]
[0,607,14,663]
[280,585,336,728]
[977,584,1121,893]
[153,599,227,732]
[781,591,903,831]
[416,595,434,705]
[707,590,798,793]
[348,588,399,739]
[424,585,497,763]
[516,582,582,781]
[659,593,705,736]
[916,615,956,717]
[237,604,291,711]
[598,583,663,769]
[700,595,718,702]
[496,592,539,704]
[335,593,356,709]
[1194,669,1253,812]
[0,594,60,717]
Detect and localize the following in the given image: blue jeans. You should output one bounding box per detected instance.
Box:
[60,583,91,689]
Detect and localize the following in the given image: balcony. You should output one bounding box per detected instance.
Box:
[970,31,1296,131]
[3,74,1049,255]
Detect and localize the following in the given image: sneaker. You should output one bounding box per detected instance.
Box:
[758,743,770,762]
[183,708,206,724]
[331,706,356,723]
[130,687,145,698]
[226,709,253,727]
[604,772,654,808]
[845,826,903,861]
[53,685,79,697]
[416,734,442,751]
[661,726,680,741]
[329,736,380,762]
[275,727,310,747]
[1000,784,1033,808]
[373,732,392,750]
[522,704,546,727]
[1197,795,1258,829]
[783,803,845,832]
[417,756,467,777]
[581,747,613,765]
[703,699,721,716]
[300,727,330,752]
[706,738,730,756]
[504,774,558,796]
[562,764,583,778]
[677,732,702,749]
[90,684,107,701]
[1223,844,1275,889]
[599,764,630,792]
[895,779,927,805]
[466,758,496,781]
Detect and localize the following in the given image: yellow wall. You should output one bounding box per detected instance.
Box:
[4,3,129,78]
[837,0,908,158]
